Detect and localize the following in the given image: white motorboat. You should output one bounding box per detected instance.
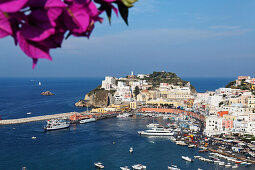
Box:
[117,113,130,118]
[132,164,146,170]
[188,144,195,148]
[94,162,104,169]
[232,164,238,169]
[146,123,160,128]
[26,112,32,115]
[38,81,41,86]
[168,165,180,170]
[176,141,187,146]
[120,166,130,170]
[194,156,201,159]
[138,127,174,136]
[225,163,231,168]
[129,147,133,153]
[219,162,225,166]
[80,117,96,124]
[182,156,193,162]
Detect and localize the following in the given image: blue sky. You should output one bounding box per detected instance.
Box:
[0,0,255,78]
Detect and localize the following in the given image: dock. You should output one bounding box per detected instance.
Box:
[0,111,118,125]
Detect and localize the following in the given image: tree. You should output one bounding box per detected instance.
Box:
[134,86,140,98]
[0,0,137,68]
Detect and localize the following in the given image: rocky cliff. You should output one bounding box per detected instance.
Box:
[75,88,114,108]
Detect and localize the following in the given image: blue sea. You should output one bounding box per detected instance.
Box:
[0,77,253,170]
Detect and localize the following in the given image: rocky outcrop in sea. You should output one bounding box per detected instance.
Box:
[41,91,54,96]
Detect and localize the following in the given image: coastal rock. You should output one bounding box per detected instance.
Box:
[41,91,54,96]
[75,100,88,107]
[76,89,113,108]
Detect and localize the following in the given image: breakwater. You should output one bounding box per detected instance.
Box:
[0,112,75,125]
[0,111,118,125]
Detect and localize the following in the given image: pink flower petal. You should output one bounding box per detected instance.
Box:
[0,12,12,38]
[0,0,28,13]
[17,31,52,61]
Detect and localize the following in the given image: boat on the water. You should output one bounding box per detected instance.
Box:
[146,123,160,128]
[94,162,104,169]
[132,164,146,170]
[129,147,134,153]
[80,117,96,124]
[182,156,193,162]
[120,166,130,170]
[138,127,174,136]
[168,165,180,170]
[117,113,130,118]
[44,118,70,131]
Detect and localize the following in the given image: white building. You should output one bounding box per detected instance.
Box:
[101,76,116,90]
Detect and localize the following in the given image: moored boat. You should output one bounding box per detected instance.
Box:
[138,127,174,136]
[182,156,193,162]
[80,117,96,124]
[44,118,70,131]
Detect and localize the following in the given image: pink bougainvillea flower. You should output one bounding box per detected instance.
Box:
[0,0,28,13]
[0,0,135,68]
[0,12,12,38]
[17,31,52,69]
[63,0,101,37]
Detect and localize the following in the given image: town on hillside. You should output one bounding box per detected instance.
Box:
[81,73,255,139]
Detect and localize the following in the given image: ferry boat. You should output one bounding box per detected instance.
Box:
[138,127,174,136]
[44,118,70,131]
[80,117,96,124]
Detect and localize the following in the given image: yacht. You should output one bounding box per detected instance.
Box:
[120,166,130,170]
[94,162,104,169]
[132,164,146,170]
[80,117,96,124]
[44,118,70,131]
[182,156,193,162]
[138,127,174,136]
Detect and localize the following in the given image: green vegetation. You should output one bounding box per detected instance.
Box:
[88,85,115,96]
[134,86,140,97]
[143,71,189,87]
[225,81,236,88]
